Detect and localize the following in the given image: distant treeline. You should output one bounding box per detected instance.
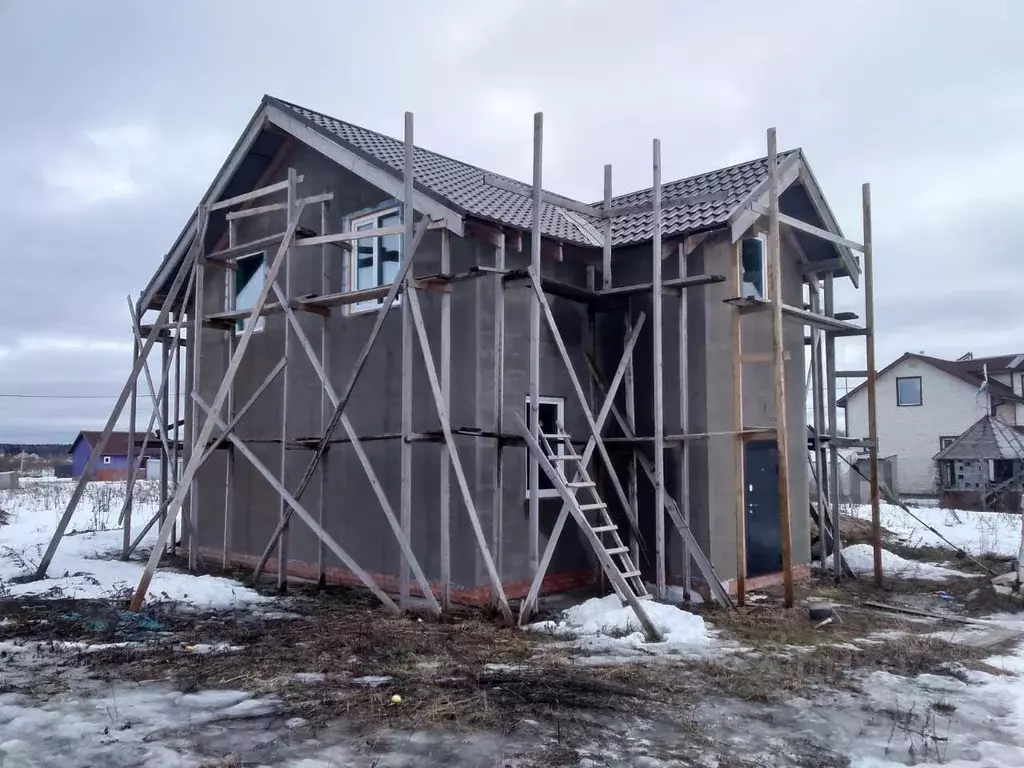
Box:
[0,444,70,458]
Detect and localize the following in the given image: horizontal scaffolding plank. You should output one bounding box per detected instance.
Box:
[224,192,334,221]
[751,205,864,253]
[725,296,868,335]
[296,219,447,248]
[836,369,868,377]
[210,176,305,211]
[600,273,726,297]
[206,232,287,263]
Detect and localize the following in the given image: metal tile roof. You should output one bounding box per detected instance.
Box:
[933,416,1024,461]
[271,97,779,248]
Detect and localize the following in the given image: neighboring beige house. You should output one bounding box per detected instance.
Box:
[840,352,1024,497]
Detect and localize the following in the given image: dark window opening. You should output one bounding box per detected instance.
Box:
[740,235,766,298]
[896,376,922,406]
[525,397,564,497]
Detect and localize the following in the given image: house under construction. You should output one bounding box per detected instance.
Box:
[35,96,881,633]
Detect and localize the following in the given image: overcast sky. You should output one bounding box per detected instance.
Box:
[0,0,1022,443]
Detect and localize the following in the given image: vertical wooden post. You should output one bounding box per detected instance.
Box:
[189,206,207,571]
[825,274,841,580]
[810,285,827,565]
[123,334,139,559]
[159,333,170,535]
[399,111,415,609]
[439,228,452,609]
[277,168,298,592]
[172,309,182,554]
[624,305,640,570]
[767,127,794,608]
[528,112,543,578]
[491,233,506,604]
[651,138,666,598]
[677,242,691,594]
[863,182,882,588]
[223,220,237,571]
[602,164,612,289]
[318,197,330,585]
[730,241,746,605]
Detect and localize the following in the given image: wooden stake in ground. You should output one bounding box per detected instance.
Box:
[767,127,794,608]
[862,181,883,588]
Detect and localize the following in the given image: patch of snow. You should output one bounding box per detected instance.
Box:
[826,544,980,580]
[353,675,393,687]
[527,594,711,656]
[848,502,1023,558]
[0,479,267,612]
[292,672,327,684]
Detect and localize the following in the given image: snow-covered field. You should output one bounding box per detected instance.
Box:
[848,501,1024,558]
[0,477,266,609]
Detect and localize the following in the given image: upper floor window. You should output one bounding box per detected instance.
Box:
[896,376,922,406]
[234,252,267,334]
[350,207,402,313]
[740,234,766,298]
[939,435,957,450]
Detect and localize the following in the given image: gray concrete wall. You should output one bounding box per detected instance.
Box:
[191,141,484,589]
[601,230,810,586]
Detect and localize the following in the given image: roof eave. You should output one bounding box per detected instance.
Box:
[726,150,861,289]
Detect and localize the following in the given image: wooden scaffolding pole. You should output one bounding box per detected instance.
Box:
[159,329,170,533]
[863,181,882,587]
[810,283,827,566]
[189,204,208,571]
[278,168,298,591]
[399,112,414,608]
[129,196,309,610]
[651,138,666,598]
[172,309,182,554]
[439,228,452,609]
[248,216,433,584]
[491,233,506,605]
[767,127,794,608]
[677,241,691,594]
[518,316,646,624]
[824,274,842,579]
[124,333,138,558]
[730,238,746,605]
[528,111,543,578]
[35,236,197,579]
[318,195,330,584]
[405,285,514,623]
[223,220,237,571]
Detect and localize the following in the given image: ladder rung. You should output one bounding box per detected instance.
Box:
[579,503,606,511]
[549,454,579,461]
[605,546,629,555]
[620,570,641,579]
[591,524,618,533]
[568,480,595,488]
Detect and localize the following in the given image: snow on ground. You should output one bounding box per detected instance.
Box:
[826,543,981,580]
[0,477,266,611]
[526,593,714,657]
[848,501,1024,558]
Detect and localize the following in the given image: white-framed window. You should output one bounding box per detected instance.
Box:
[232,251,267,334]
[939,435,957,451]
[525,396,565,499]
[740,233,766,298]
[102,456,112,465]
[349,207,402,313]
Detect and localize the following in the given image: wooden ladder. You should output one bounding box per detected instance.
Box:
[534,430,660,640]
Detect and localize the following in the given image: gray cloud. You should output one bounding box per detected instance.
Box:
[1,0,1022,441]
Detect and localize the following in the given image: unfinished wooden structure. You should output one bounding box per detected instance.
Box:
[34,96,881,624]
[934,415,1024,512]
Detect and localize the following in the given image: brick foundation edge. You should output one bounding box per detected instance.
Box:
[200,548,600,605]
